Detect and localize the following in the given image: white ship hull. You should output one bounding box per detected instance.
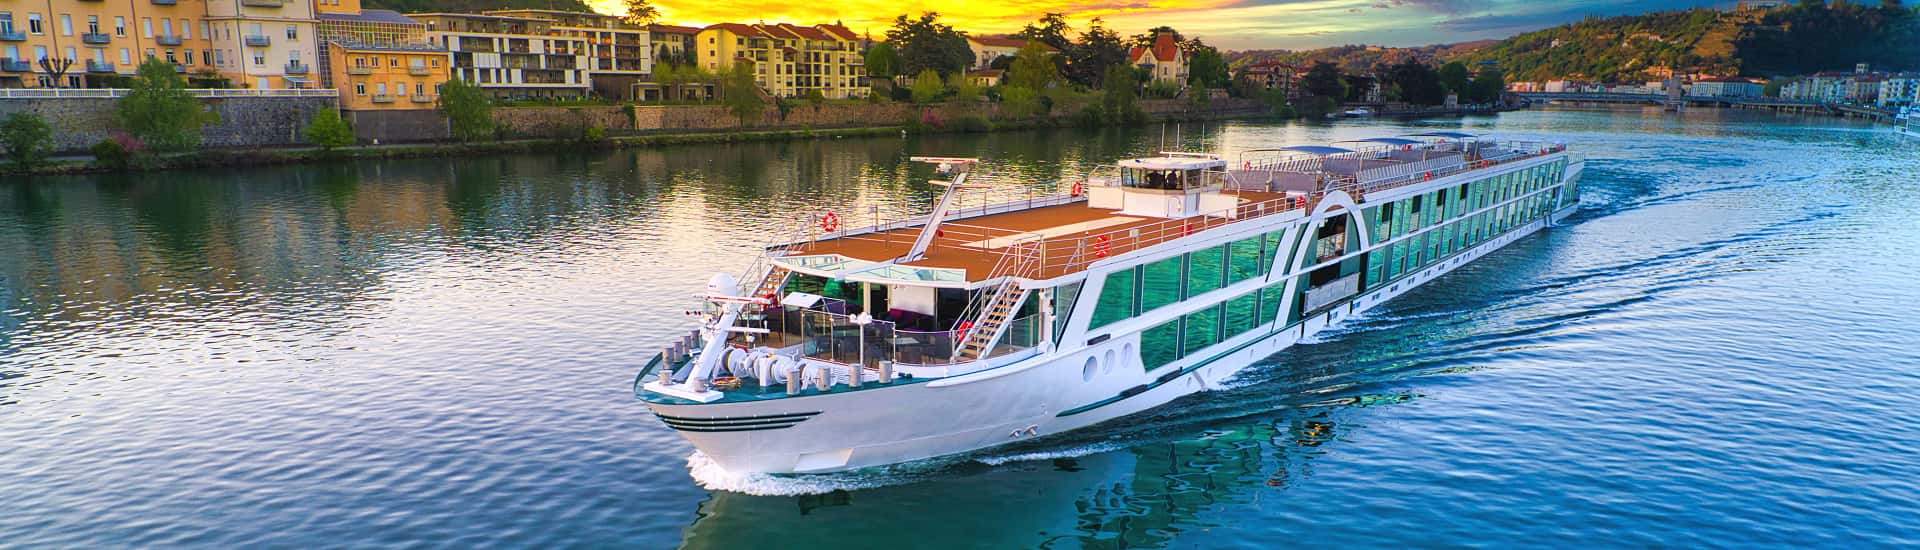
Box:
[644,151,1586,475]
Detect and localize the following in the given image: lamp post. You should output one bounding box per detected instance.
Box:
[849,311,871,388]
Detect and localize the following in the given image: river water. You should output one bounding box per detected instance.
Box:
[3,109,1918,548]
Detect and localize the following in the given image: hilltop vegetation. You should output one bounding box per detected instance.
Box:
[363,0,591,14]
[1225,42,1495,74]
[1453,2,1919,82]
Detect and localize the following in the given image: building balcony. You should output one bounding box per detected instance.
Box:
[86,60,115,73]
[0,59,32,72]
[370,93,394,103]
[243,35,271,47]
[151,0,177,5]
[156,34,182,46]
[240,0,286,7]
[285,61,307,74]
[81,33,112,45]
[347,66,372,75]
[0,31,25,42]
[171,63,185,73]
[410,94,433,104]
[408,66,431,76]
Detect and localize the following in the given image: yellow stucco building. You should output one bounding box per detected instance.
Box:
[315,0,448,110]
[694,22,864,100]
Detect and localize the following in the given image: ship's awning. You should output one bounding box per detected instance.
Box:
[1338,137,1422,146]
[1403,131,1479,139]
[1274,145,1355,156]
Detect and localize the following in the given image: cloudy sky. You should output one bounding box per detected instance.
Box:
[595,0,1756,50]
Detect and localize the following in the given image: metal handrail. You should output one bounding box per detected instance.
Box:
[631,352,666,397]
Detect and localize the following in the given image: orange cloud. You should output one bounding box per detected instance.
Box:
[589,0,1245,39]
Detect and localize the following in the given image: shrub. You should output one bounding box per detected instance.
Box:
[951,114,992,133]
[583,125,606,142]
[438,78,495,142]
[807,89,827,106]
[720,63,765,126]
[91,134,145,170]
[116,58,214,152]
[1000,86,1041,119]
[910,69,944,104]
[918,109,944,130]
[0,112,55,169]
[304,109,354,151]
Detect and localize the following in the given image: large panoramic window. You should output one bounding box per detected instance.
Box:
[1259,283,1285,326]
[1141,255,1184,312]
[1141,320,1181,371]
[1225,291,1259,338]
[1228,237,1263,283]
[1182,305,1220,357]
[1088,268,1136,331]
[1187,245,1225,298]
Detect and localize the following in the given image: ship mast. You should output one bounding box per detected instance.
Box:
[901,157,982,263]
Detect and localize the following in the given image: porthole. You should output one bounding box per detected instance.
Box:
[1122,343,1136,368]
[1102,349,1116,374]
[1082,357,1098,382]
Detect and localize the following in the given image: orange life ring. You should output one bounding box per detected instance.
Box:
[1423,171,1432,181]
[1093,234,1111,258]
[1071,181,1086,197]
[1183,223,1195,237]
[763,292,780,307]
[1243,161,1252,170]
[820,212,840,232]
[1293,195,1306,209]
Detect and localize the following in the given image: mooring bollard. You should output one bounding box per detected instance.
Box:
[847,365,863,388]
[690,376,707,393]
[878,361,894,384]
[815,367,831,392]
[786,368,802,395]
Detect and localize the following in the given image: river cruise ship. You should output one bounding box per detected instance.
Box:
[1899,108,1918,139]
[635,133,1585,475]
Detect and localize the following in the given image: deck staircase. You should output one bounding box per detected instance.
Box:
[954,282,1027,362]
[749,266,793,308]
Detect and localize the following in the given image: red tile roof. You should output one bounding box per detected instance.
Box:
[777,23,832,40]
[703,23,766,37]
[818,24,858,41]
[648,24,700,35]
[1128,33,1180,64]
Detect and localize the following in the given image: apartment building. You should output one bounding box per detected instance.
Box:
[202,0,319,89]
[483,9,647,100]
[308,0,446,110]
[412,12,590,99]
[694,22,864,99]
[1239,61,1297,98]
[649,24,694,65]
[1,0,220,88]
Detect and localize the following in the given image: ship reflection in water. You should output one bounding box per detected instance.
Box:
[676,390,1417,549]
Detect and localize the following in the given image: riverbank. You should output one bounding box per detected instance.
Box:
[0,107,1269,178]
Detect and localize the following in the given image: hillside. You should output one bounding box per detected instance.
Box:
[364,0,592,14]
[1225,41,1497,74]
[1452,3,1919,82]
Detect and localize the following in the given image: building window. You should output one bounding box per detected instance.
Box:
[286,25,296,40]
[28,13,42,35]
[375,83,386,95]
[165,50,176,63]
[183,49,193,65]
[253,51,264,65]
[114,17,125,37]
[142,18,152,38]
[179,19,189,39]
[59,15,71,36]
[119,48,130,64]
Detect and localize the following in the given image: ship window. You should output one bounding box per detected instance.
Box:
[1182,304,1220,356]
[1259,283,1284,326]
[1267,230,1289,272]
[1141,319,1181,370]
[1228,237,1264,281]
[1088,268,1136,330]
[1186,245,1224,298]
[1225,291,1258,337]
[1051,281,1083,342]
[1141,255,1184,312]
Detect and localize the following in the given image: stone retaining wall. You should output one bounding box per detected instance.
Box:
[0,95,336,152]
[492,97,1268,139]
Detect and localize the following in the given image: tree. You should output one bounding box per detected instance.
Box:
[909,69,944,104]
[1099,64,1147,124]
[305,109,353,151]
[621,0,659,26]
[115,58,213,152]
[0,112,54,169]
[1007,41,1060,91]
[1015,13,1073,51]
[437,78,494,142]
[864,42,901,80]
[1000,86,1041,118]
[1384,59,1445,105]
[947,72,981,102]
[1068,18,1129,88]
[1185,42,1230,89]
[1437,61,1471,97]
[1129,26,1184,48]
[885,13,972,78]
[1469,66,1506,104]
[1301,61,1347,99]
[720,63,765,126]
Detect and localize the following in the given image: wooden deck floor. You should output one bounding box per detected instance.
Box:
[795,191,1290,281]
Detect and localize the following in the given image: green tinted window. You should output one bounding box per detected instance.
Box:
[1051,281,1083,341]
[1141,255,1184,312]
[1259,283,1285,326]
[1228,237,1264,283]
[1088,268,1136,330]
[1141,320,1181,370]
[1225,291,1259,338]
[1182,304,1221,357]
[1187,245,1225,297]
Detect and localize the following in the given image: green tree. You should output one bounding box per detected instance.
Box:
[1301,61,1347,100]
[947,72,980,102]
[1129,26,1184,48]
[1067,17,1129,88]
[1470,66,1506,104]
[720,63,765,126]
[1185,42,1230,89]
[437,78,494,142]
[115,57,213,152]
[1015,13,1073,51]
[0,112,54,169]
[1437,61,1471,97]
[1099,64,1146,125]
[864,42,901,80]
[305,109,354,151]
[909,69,945,104]
[621,0,659,26]
[1007,41,1060,91]
[1385,59,1445,105]
[886,13,972,77]
[1000,86,1041,118]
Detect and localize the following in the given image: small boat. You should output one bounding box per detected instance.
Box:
[1342,107,1374,118]
[1899,107,1917,140]
[635,133,1585,475]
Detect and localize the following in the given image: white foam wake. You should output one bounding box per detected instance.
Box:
[684,451,905,496]
[972,441,1129,466]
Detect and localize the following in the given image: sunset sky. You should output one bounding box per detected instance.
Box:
[592,0,1745,50]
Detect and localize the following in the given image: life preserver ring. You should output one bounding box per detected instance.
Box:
[1243,161,1251,170]
[1292,195,1306,209]
[1183,223,1195,237]
[1423,171,1432,181]
[1071,181,1086,197]
[1093,234,1111,258]
[956,320,974,337]
[763,292,780,308]
[820,212,840,232]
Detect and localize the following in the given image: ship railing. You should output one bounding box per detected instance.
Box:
[1018,194,1306,275]
[804,182,1082,244]
[1323,141,1564,199]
